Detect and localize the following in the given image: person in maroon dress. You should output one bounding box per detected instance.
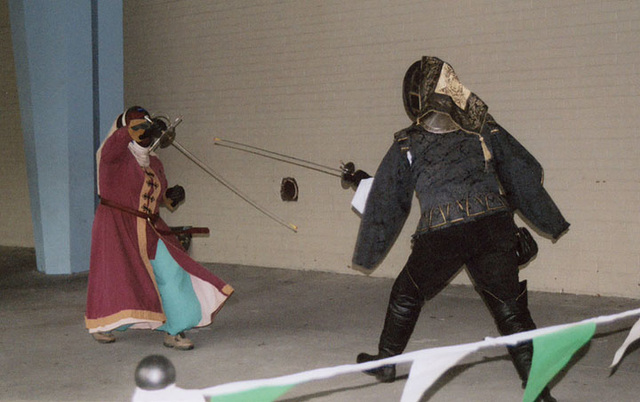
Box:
[85,106,233,350]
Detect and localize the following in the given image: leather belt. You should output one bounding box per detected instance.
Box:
[99,198,209,236]
[100,197,159,222]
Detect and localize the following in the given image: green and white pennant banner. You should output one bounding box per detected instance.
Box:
[132,308,640,402]
[524,322,596,402]
[610,317,640,368]
[400,344,478,402]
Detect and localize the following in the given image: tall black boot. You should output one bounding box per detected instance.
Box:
[481,281,557,402]
[357,269,424,383]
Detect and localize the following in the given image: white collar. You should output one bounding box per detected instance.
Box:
[128,141,150,167]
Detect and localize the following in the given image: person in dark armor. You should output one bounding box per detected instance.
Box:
[346,57,569,401]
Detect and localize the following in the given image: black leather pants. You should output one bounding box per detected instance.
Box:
[369,214,555,399]
[377,212,522,356]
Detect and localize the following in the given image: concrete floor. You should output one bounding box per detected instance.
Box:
[1,245,639,402]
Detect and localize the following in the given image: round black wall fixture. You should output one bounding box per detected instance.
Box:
[280,177,298,201]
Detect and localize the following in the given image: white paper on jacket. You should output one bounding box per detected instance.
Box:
[351,177,374,214]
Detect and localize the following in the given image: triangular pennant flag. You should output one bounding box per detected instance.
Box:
[523,322,596,402]
[401,346,475,402]
[209,384,295,402]
[611,318,640,368]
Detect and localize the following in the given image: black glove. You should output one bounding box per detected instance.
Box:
[341,161,371,190]
[351,170,371,187]
[148,118,168,139]
[165,185,185,207]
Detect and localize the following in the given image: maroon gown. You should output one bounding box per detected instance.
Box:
[85,127,233,333]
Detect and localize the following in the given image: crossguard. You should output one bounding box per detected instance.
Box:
[149,115,182,152]
[340,161,356,189]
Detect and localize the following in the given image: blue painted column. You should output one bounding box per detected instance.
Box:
[95,0,124,141]
[9,0,123,274]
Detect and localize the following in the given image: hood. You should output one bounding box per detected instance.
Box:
[402,56,488,135]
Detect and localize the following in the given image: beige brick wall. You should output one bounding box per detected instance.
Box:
[1,0,618,298]
[0,0,34,248]
[2,1,637,297]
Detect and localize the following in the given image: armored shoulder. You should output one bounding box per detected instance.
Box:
[393,124,422,154]
[483,114,501,135]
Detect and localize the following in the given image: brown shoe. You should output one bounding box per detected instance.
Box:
[163,332,194,350]
[91,331,116,344]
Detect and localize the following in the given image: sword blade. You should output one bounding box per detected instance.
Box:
[214,138,342,176]
[171,139,298,233]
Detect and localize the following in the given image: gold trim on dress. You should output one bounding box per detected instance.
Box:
[85,309,165,331]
